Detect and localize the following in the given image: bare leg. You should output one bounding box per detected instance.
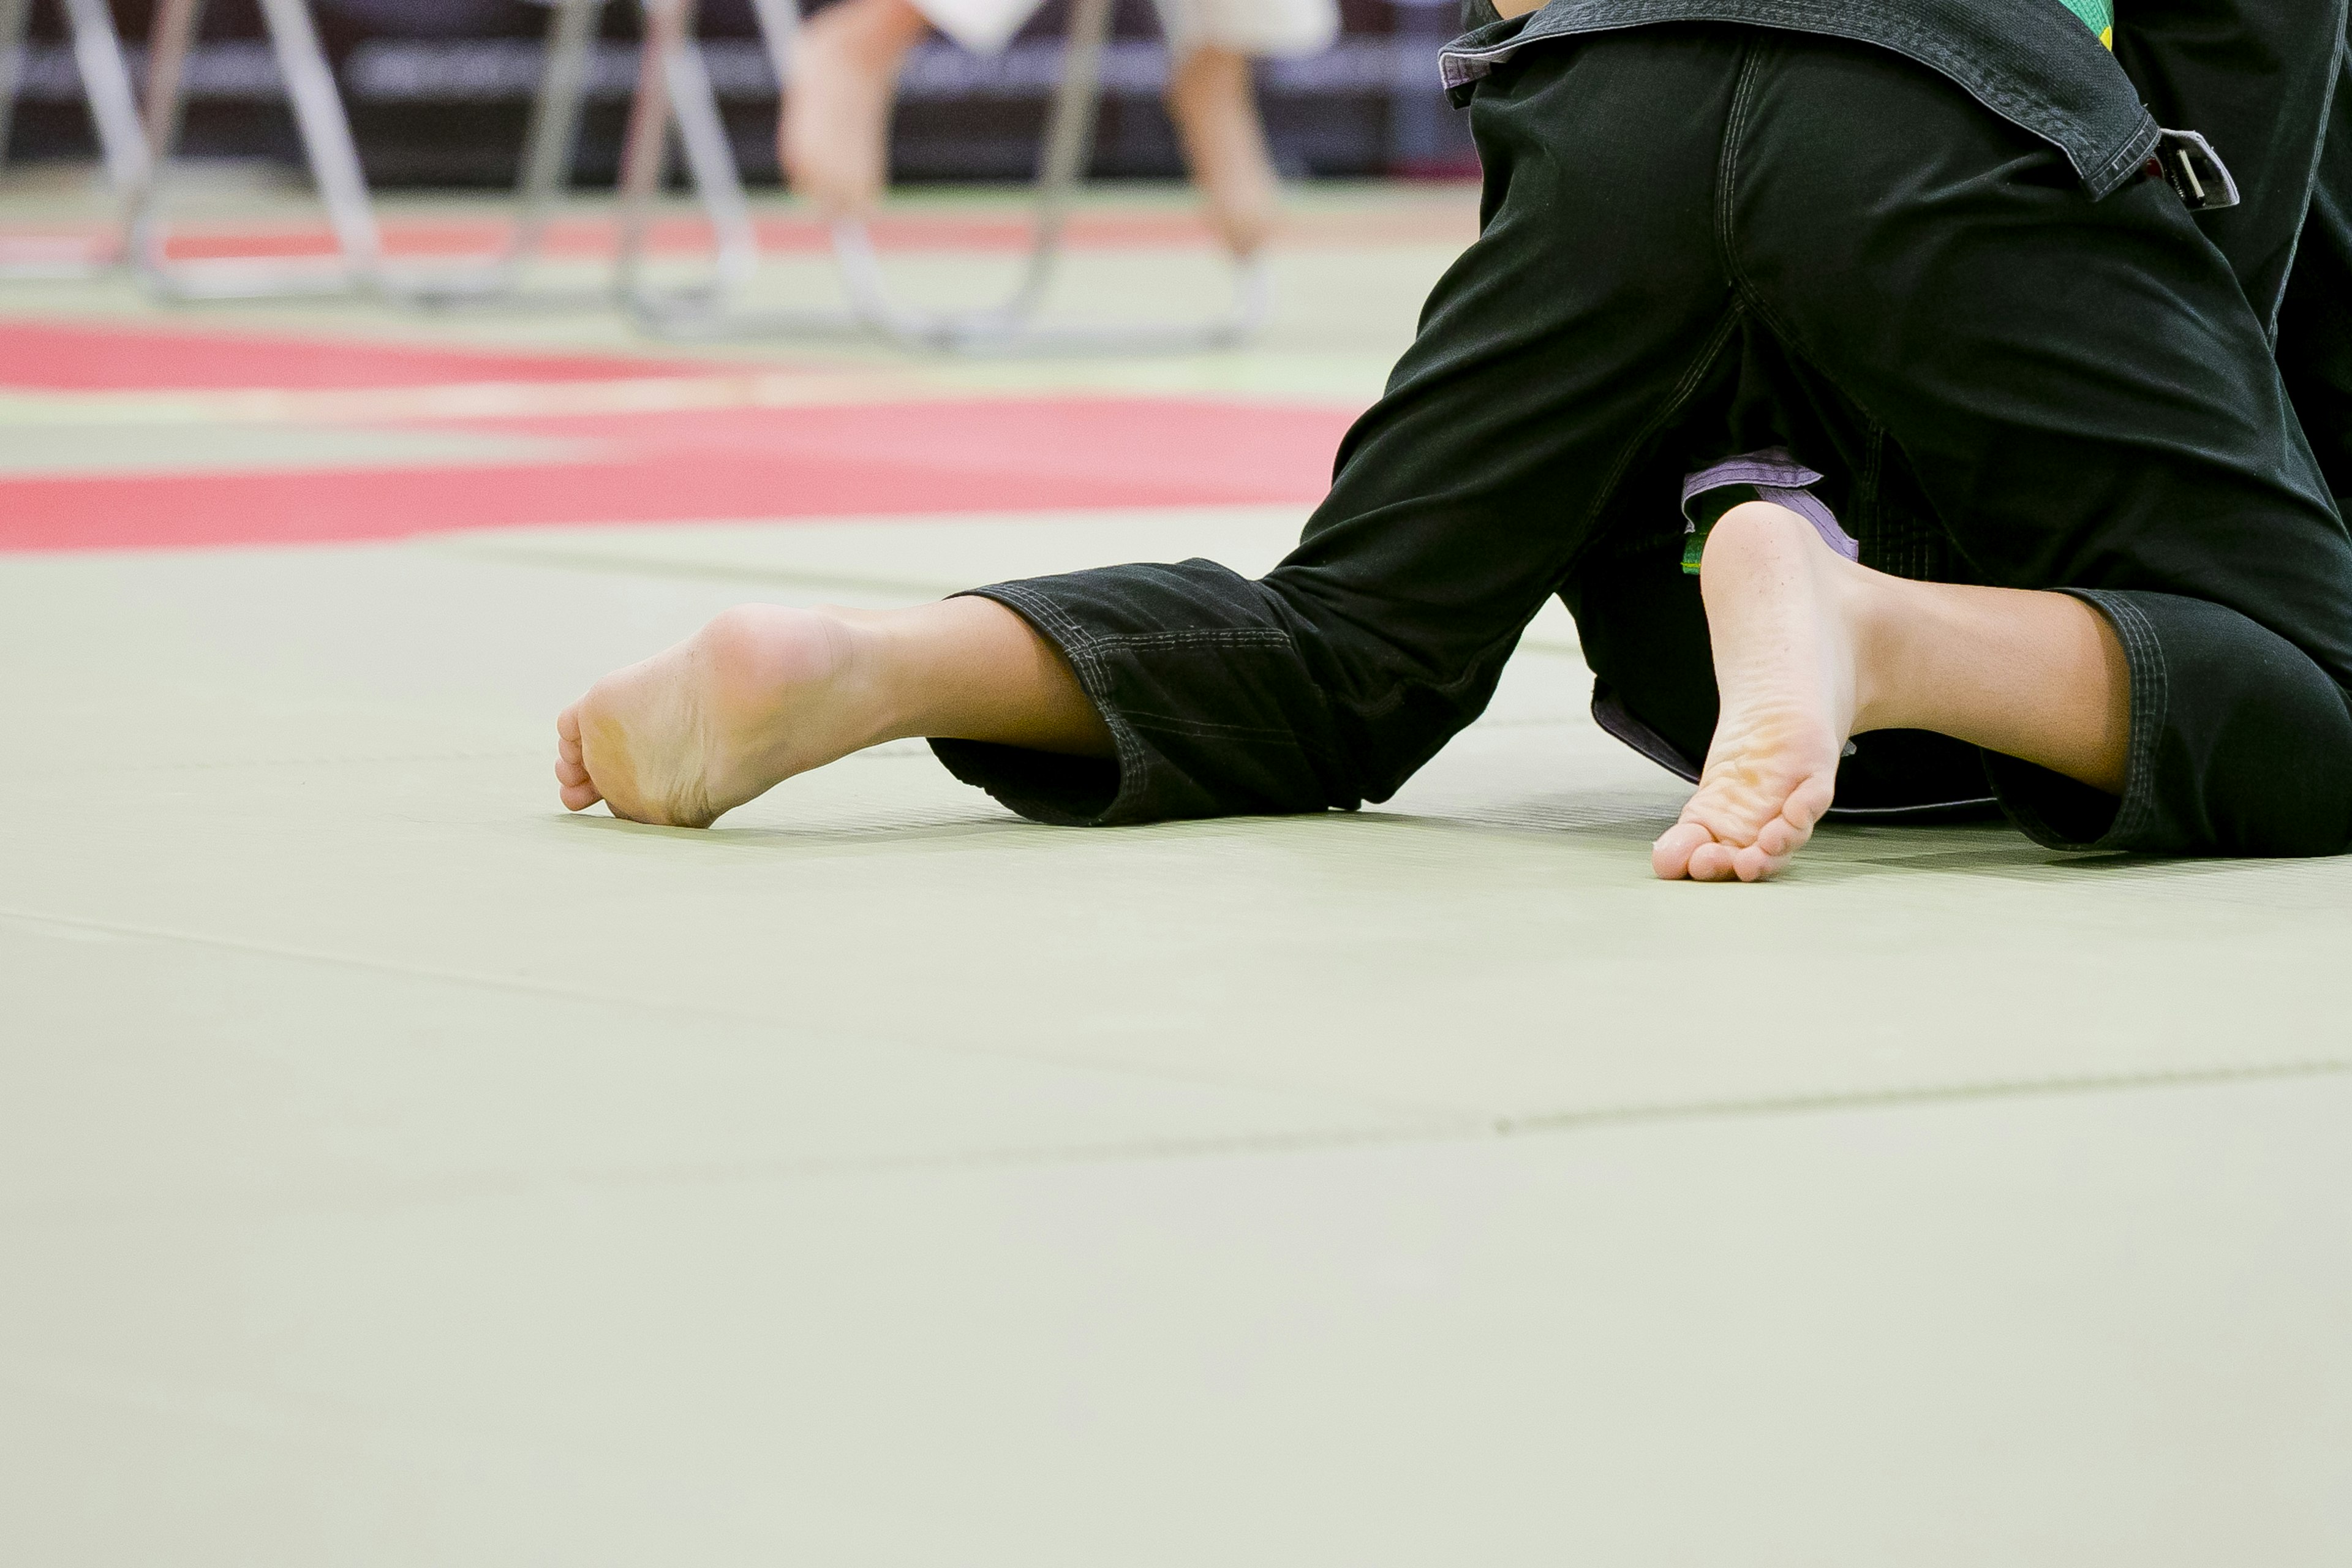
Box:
[1164,44,1283,257]
[1653,500,2132,883]
[556,599,1109,827]
[780,0,929,218]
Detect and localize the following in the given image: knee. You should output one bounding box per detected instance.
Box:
[2144,598,2352,856]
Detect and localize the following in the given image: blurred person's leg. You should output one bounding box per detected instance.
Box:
[1163,47,1281,255]
[782,0,1338,248]
[1156,0,1338,254]
[780,0,935,216]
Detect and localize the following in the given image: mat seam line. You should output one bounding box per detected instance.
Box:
[9,1060,2343,1228]
[0,902,1462,1127]
[6,905,2340,1176]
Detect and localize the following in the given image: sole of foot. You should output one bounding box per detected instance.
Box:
[1652,501,1873,884]
[555,604,883,829]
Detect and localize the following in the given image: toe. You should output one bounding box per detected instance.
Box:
[1686,839,1741,881]
[555,708,600,809]
[1737,774,1834,880]
[556,763,598,807]
[1651,821,1715,880]
[1786,770,1837,827]
[1751,809,1812,862]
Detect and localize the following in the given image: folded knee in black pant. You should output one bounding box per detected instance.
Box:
[1988,590,2352,857]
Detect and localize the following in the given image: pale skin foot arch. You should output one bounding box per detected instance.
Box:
[1651,500,2131,883]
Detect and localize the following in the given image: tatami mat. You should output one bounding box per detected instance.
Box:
[2,184,2344,1564]
[7,518,2346,1132]
[6,1069,2344,1566]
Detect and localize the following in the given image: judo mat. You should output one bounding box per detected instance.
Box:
[1,181,2346,1566]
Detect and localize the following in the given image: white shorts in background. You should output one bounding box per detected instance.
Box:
[913,0,1340,60]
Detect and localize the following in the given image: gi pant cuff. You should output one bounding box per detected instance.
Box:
[1980,587,2165,852]
[927,584,1137,827]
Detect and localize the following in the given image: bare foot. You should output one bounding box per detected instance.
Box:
[556,597,1112,827]
[1166,45,1282,257]
[1652,501,1877,883]
[556,605,890,828]
[780,0,928,219]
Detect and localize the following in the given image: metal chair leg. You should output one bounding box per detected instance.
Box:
[509,0,605,261]
[391,0,614,307]
[62,0,146,193]
[127,0,384,300]
[0,0,151,277]
[126,0,615,307]
[619,0,1270,354]
[612,0,772,321]
[0,0,28,173]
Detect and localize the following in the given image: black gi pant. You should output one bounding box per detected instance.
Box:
[932,26,2352,857]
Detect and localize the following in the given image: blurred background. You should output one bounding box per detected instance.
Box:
[0,0,1478,186]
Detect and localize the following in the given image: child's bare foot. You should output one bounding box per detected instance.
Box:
[1166,45,1283,256]
[780,0,928,218]
[556,605,891,828]
[1652,501,1880,883]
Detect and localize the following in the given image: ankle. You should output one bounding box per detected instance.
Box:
[804,605,922,747]
[1840,565,1929,734]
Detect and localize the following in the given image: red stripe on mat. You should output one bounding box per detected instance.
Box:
[155,213,1227,260]
[0,320,714,391]
[458,399,1349,478]
[0,399,1355,551]
[0,203,1479,263]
